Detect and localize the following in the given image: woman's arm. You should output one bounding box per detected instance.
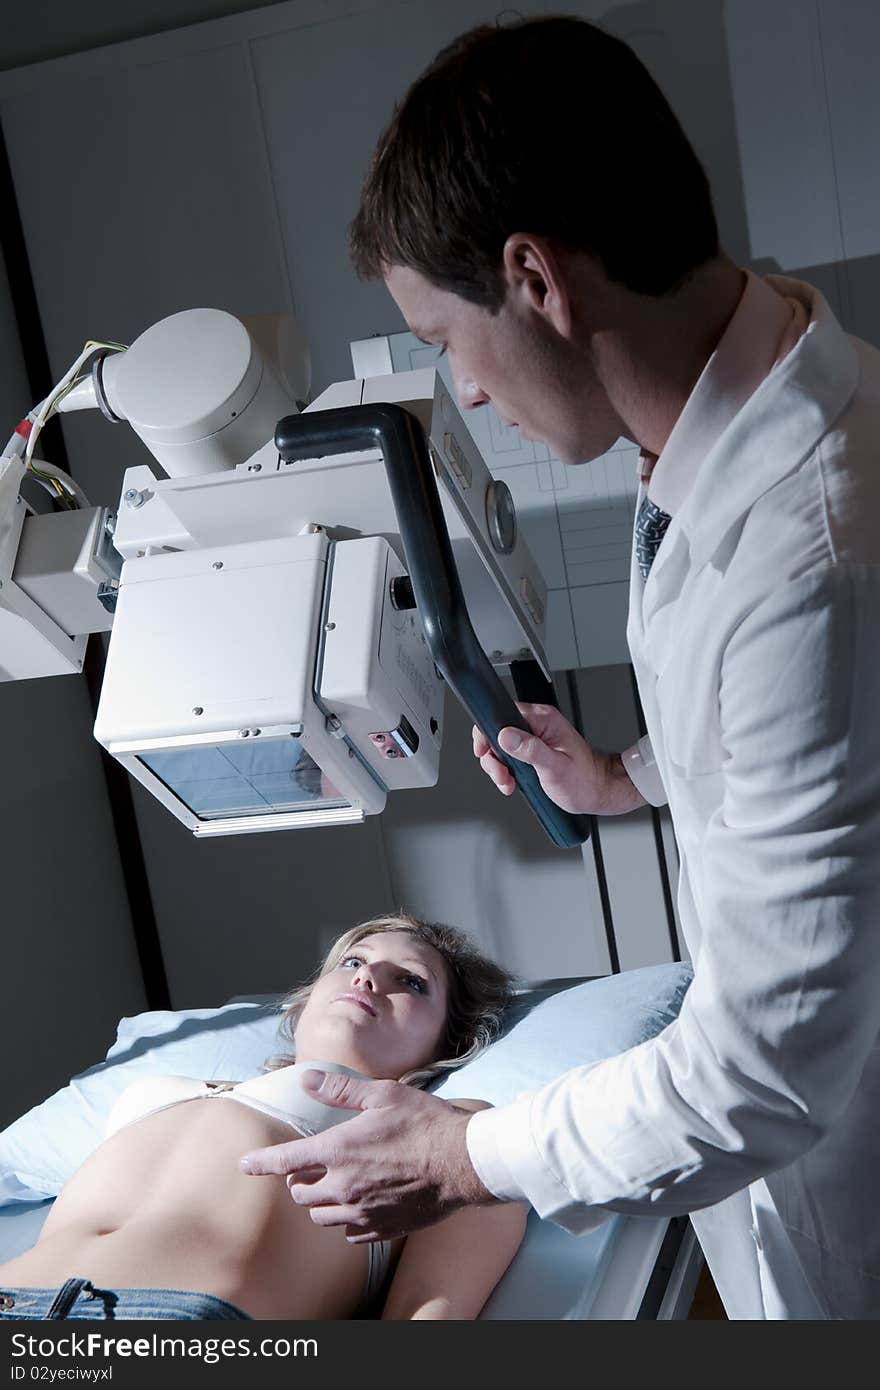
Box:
[380,1101,528,1320]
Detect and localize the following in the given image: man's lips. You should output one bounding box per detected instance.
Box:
[333,992,377,1017]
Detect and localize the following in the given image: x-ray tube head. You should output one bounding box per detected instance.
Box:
[94,309,309,478]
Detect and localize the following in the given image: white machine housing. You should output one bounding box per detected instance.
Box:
[93,529,445,835]
[0,462,88,679]
[88,367,550,835]
[1,305,551,837]
[108,368,548,665]
[0,308,307,681]
[57,308,311,479]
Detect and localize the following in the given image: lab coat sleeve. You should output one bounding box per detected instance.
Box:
[621,733,668,806]
[467,566,880,1229]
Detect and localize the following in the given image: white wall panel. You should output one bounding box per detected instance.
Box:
[0,223,146,1124]
[128,780,397,1007]
[1,43,291,507]
[251,0,603,397]
[570,583,632,669]
[594,807,677,970]
[574,663,679,969]
[817,0,880,262]
[0,243,31,428]
[815,1,880,347]
[0,674,146,1125]
[545,590,580,673]
[658,806,686,961]
[379,694,610,982]
[599,0,753,267]
[724,0,844,272]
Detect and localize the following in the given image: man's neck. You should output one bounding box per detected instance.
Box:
[583,255,746,458]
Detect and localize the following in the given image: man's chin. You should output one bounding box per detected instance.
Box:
[527,426,627,466]
[559,433,633,466]
[556,443,606,466]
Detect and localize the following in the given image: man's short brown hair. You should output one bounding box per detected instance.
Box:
[350,16,719,311]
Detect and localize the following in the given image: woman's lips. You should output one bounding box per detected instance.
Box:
[333,992,377,1017]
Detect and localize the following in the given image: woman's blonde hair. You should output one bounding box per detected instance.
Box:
[267,912,514,1086]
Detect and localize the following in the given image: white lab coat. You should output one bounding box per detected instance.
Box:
[467,277,880,1318]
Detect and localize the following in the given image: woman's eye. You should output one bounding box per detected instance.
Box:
[405,974,427,994]
[341,956,362,969]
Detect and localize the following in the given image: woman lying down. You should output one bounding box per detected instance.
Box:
[0,914,527,1321]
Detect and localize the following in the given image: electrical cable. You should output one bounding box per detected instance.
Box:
[11,338,126,508]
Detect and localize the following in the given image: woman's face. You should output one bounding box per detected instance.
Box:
[293,932,451,1078]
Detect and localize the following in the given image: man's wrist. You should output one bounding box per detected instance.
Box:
[445,1111,497,1206]
[598,750,647,815]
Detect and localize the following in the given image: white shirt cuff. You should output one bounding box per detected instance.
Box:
[621,734,667,807]
[466,1097,608,1234]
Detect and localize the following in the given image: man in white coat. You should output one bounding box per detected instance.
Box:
[241,16,880,1318]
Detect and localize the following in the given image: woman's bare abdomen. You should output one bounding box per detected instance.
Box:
[0,1097,369,1319]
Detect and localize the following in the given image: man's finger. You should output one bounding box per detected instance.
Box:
[346,1228,385,1245]
[497,723,569,779]
[307,1203,364,1229]
[285,1168,325,1189]
[299,1069,393,1110]
[479,749,515,794]
[475,728,513,791]
[240,1139,321,1175]
[287,1176,341,1207]
[512,702,581,749]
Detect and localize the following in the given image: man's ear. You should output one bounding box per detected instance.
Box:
[501,234,573,336]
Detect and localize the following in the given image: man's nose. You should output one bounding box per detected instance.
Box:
[456,376,489,410]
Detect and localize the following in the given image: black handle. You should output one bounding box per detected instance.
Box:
[275,403,590,849]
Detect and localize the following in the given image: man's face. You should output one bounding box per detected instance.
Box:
[384,263,624,465]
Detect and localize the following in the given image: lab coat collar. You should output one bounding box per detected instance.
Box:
[651,274,860,576]
[648,270,796,517]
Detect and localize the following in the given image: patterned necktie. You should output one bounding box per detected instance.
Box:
[635,495,672,579]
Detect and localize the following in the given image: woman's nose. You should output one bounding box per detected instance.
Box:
[352,967,375,991]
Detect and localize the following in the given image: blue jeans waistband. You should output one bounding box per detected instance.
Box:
[0,1277,251,1320]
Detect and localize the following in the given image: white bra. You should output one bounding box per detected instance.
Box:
[105,1063,392,1307]
[105,1062,364,1140]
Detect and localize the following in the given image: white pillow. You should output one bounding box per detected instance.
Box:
[433,961,693,1106]
[0,1001,284,1204]
[0,963,692,1205]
